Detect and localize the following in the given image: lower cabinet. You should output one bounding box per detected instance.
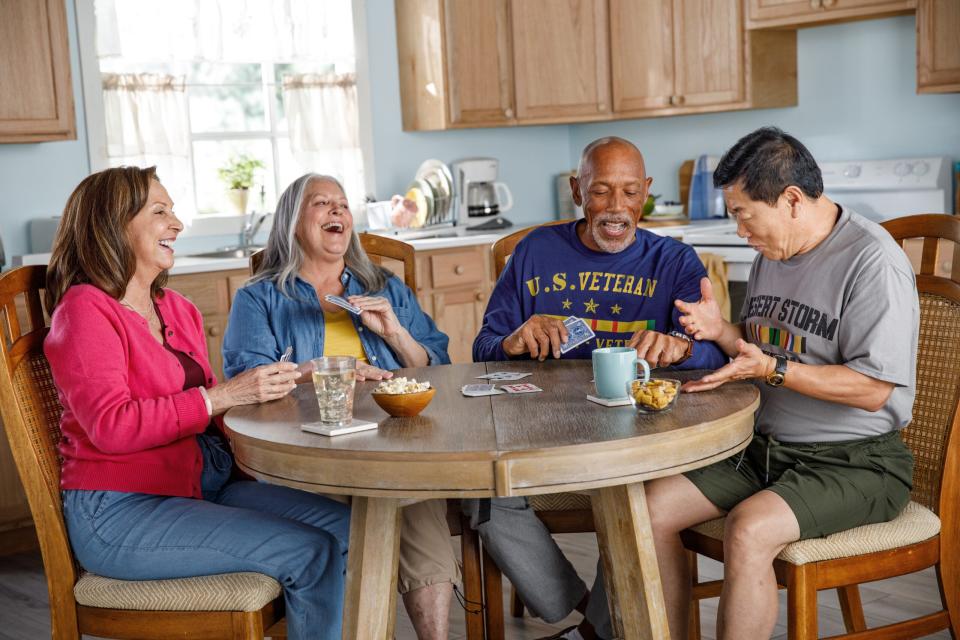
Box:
[415,245,494,364]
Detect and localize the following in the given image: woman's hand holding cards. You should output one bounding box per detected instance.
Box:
[503,315,569,360]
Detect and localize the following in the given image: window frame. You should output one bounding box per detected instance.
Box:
[74,0,377,233]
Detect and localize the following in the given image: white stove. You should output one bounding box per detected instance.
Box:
[681,156,954,284]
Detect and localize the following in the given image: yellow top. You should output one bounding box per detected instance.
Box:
[323,310,368,363]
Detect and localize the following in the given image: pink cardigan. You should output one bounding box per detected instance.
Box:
[45,284,215,498]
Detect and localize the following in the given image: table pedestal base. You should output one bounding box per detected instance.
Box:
[343,497,402,640]
[593,482,672,640]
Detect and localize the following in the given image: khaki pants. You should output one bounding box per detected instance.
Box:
[398,499,461,594]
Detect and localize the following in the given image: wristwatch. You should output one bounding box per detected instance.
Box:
[766,354,788,387]
[668,330,694,365]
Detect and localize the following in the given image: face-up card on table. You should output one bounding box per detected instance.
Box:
[323,294,362,315]
[501,383,543,394]
[477,372,531,381]
[560,316,595,354]
[462,384,505,397]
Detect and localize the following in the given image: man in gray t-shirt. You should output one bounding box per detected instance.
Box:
[643,127,919,640]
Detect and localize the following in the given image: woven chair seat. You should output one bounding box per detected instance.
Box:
[529,492,593,512]
[74,571,281,612]
[689,501,940,566]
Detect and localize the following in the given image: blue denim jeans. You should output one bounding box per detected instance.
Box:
[63,482,350,640]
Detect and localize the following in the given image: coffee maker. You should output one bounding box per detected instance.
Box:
[453,158,514,230]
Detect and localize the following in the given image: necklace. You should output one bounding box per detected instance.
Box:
[120,298,159,326]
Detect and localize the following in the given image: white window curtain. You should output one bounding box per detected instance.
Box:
[102,73,196,220]
[282,73,365,203]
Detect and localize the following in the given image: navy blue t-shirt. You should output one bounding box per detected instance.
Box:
[473,220,726,369]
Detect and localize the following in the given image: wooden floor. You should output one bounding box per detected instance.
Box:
[0,533,950,639]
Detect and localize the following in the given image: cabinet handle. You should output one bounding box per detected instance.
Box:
[668,95,675,106]
[454,265,465,275]
[475,292,484,301]
[504,108,514,118]
[207,325,221,337]
[674,95,685,106]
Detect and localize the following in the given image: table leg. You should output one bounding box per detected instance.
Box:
[592,482,671,640]
[342,496,402,640]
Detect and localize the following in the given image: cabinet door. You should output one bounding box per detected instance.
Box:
[432,288,487,364]
[444,0,515,124]
[917,0,960,93]
[672,0,744,108]
[609,0,676,112]
[0,0,75,142]
[511,0,611,120]
[748,0,822,23]
[748,0,915,27]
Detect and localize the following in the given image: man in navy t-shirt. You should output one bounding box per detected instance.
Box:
[467,137,726,640]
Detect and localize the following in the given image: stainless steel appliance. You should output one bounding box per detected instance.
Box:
[453,158,514,230]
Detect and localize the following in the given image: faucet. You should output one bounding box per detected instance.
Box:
[241,211,271,248]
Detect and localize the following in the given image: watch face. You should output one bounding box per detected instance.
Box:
[767,373,785,387]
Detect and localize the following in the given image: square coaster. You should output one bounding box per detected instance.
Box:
[301,419,379,437]
[586,395,632,407]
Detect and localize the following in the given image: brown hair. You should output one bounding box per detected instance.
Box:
[45,166,167,311]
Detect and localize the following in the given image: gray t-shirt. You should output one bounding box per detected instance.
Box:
[741,206,919,443]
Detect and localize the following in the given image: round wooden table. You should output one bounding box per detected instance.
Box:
[224,360,758,640]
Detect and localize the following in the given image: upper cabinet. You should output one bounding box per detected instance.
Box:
[0,0,76,143]
[396,0,798,131]
[917,0,960,93]
[746,0,916,29]
[511,0,611,121]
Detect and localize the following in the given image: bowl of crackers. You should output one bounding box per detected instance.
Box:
[628,378,681,413]
[371,377,435,417]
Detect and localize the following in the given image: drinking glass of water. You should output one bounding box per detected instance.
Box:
[311,356,357,426]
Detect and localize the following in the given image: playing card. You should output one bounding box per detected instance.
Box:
[477,372,531,381]
[462,384,505,397]
[560,316,595,354]
[501,383,543,394]
[324,294,362,315]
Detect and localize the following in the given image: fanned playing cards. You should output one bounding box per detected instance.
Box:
[560,316,595,353]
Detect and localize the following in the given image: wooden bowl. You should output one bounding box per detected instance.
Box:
[371,387,436,417]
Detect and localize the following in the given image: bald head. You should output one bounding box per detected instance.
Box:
[570,136,652,253]
[577,136,646,182]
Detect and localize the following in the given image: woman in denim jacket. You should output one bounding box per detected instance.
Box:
[223,173,458,640]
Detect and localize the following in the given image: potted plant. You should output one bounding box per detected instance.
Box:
[218,153,264,215]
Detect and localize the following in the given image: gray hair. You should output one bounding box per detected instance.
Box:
[250,173,391,297]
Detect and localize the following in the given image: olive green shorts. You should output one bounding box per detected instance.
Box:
[684,430,914,540]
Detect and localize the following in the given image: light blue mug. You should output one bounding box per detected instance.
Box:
[592,347,651,399]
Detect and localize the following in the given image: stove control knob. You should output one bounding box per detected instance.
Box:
[894,162,911,177]
[912,161,930,176]
[843,164,861,178]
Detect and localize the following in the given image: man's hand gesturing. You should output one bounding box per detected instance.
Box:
[502,315,569,361]
[675,277,724,341]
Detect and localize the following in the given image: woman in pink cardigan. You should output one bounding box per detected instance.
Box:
[44,166,350,640]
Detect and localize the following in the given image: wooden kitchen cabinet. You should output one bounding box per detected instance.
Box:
[611,0,797,117]
[0,0,76,143]
[167,269,249,382]
[746,0,915,29]
[415,245,493,363]
[511,0,611,121]
[917,0,960,93]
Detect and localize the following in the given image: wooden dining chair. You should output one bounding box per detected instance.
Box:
[0,266,284,639]
[250,234,417,291]
[682,213,960,639]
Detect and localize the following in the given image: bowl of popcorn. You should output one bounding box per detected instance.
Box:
[371,377,436,417]
[628,378,681,413]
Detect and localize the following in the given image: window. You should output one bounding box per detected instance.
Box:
[79,0,367,224]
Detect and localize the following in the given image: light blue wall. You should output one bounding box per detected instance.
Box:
[569,16,960,205]
[363,0,573,225]
[0,0,90,263]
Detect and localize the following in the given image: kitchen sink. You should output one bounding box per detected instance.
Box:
[188,245,264,259]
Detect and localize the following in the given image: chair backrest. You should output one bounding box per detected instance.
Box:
[249,234,417,291]
[881,215,960,534]
[0,266,79,631]
[492,220,570,278]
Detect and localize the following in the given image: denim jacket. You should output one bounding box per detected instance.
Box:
[222,269,450,379]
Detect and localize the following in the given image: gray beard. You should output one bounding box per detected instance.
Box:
[590,216,634,253]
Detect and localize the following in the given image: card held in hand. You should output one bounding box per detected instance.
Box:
[560,316,595,354]
[324,294,362,315]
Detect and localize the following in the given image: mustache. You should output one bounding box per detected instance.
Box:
[592,214,633,226]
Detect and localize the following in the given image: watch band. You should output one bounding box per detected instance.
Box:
[668,330,694,365]
[765,355,788,387]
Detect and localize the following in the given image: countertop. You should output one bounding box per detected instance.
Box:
[11,219,722,276]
